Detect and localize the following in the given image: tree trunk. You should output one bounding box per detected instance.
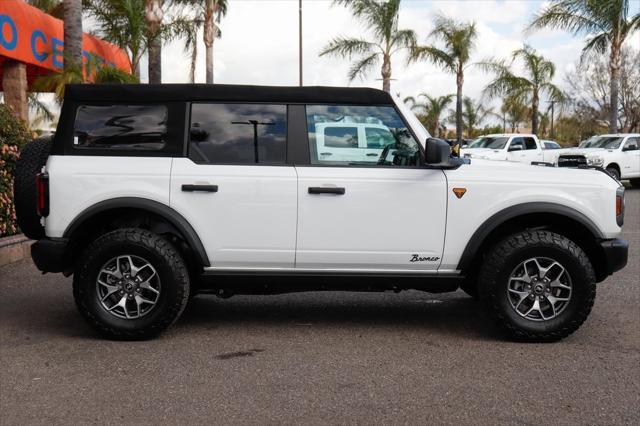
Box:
[132,55,141,81]
[145,0,163,84]
[63,0,83,71]
[455,69,463,144]
[381,54,391,93]
[433,115,439,138]
[204,0,216,84]
[609,43,621,133]
[189,37,197,83]
[2,61,28,123]
[531,91,539,135]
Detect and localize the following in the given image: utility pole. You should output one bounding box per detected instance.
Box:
[299,0,303,86]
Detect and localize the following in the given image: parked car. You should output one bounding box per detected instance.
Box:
[555,134,640,185]
[14,84,628,342]
[461,134,561,164]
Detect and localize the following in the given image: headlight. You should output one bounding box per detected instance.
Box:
[586,156,604,167]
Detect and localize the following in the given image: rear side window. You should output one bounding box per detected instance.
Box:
[73,105,167,150]
[189,103,287,164]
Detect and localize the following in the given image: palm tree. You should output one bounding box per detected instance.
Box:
[528,0,640,133]
[409,94,454,137]
[501,94,530,132]
[63,0,83,72]
[28,0,63,17]
[175,0,228,84]
[145,0,164,83]
[482,45,563,135]
[86,0,148,80]
[409,15,477,144]
[320,0,417,92]
[451,97,496,138]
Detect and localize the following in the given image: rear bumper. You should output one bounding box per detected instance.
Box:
[31,238,69,273]
[600,238,628,277]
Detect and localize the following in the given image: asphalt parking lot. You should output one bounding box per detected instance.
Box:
[1,189,638,425]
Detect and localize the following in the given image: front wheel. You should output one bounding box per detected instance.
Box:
[73,228,190,340]
[606,166,621,181]
[478,230,596,342]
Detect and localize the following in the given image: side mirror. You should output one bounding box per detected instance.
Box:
[623,144,638,151]
[425,138,453,166]
[508,144,523,152]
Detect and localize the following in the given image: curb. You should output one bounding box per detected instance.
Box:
[0,234,32,267]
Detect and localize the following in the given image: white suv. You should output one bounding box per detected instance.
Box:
[14,84,628,341]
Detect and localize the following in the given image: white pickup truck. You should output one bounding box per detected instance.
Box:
[555,134,640,186]
[461,134,561,165]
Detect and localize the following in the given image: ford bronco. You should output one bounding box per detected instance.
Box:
[14,84,628,341]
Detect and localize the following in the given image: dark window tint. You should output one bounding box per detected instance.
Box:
[189,103,286,164]
[324,127,359,148]
[74,105,167,150]
[524,137,537,150]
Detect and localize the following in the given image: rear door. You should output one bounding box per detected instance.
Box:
[295,104,447,271]
[170,103,298,269]
[620,137,640,178]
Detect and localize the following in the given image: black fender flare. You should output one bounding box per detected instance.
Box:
[63,197,210,266]
[456,202,604,272]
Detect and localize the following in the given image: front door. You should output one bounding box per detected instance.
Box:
[170,103,298,269]
[620,137,640,178]
[295,104,447,271]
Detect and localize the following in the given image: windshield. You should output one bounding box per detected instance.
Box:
[582,136,624,149]
[468,136,509,149]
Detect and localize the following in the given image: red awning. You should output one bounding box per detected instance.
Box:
[0,0,131,89]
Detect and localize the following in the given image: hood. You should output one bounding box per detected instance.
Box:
[462,158,618,186]
[556,147,611,156]
[460,148,506,159]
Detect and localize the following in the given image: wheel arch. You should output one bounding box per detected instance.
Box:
[457,203,609,282]
[605,162,620,173]
[64,197,210,268]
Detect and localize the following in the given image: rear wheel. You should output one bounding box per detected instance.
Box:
[478,230,596,342]
[73,228,190,340]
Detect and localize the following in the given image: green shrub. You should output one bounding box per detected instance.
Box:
[0,104,32,237]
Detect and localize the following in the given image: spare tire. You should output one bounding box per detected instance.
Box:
[14,136,52,239]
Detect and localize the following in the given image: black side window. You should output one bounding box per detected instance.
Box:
[524,138,537,150]
[73,105,167,150]
[189,103,287,164]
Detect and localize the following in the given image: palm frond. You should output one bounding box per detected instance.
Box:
[347,53,379,81]
[409,46,455,71]
[320,37,377,58]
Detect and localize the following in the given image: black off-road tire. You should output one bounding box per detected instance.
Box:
[478,230,596,342]
[73,228,190,340]
[14,136,52,239]
[606,166,621,181]
[630,178,640,188]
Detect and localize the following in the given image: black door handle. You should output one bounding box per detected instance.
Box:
[366,153,378,156]
[308,187,345,195]
[182,184,218,192]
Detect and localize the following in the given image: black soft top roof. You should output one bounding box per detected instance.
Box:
[64,84,393,105]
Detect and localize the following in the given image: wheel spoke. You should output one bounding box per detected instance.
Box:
[139,281,159,294]
[98,279,120,301]
[523,299,542,317]
[547,294,570,305]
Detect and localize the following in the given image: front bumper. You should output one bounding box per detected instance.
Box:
[31,238,69,273]
[600,238,628,277]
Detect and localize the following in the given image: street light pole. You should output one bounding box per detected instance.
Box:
[299,0,303,86]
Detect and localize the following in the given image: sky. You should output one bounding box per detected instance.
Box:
[143,0,638,99]
[39,0,640,127]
